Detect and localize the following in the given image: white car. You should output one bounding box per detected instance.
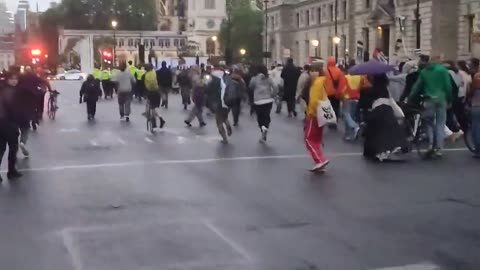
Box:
[56,70,87,80]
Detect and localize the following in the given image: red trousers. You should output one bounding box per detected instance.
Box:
[304,117,327,164]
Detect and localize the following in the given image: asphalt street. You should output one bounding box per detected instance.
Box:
[0,80,478,270]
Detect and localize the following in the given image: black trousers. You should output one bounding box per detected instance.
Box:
[328,96,340,120]
[231,98,242,125]
[86,100,97,116]
[102,80,112,97]
[453,98,468,131]
[255,102,273,129]
[286,96,296,113]
[37,92,46,120]
[0,125,19,172]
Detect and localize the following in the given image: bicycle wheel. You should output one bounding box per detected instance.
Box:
[414,119,434,159]
[464,128,477,153]
[47,99,55,120]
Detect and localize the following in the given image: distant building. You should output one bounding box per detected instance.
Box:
[0,2,14,35]
[0,41,15,70]
[49,1,58,9]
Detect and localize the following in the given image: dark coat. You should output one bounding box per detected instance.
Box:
[156,67,173,88]
[206,75,222,111]
[16,74,42,126]
[80,80,102,102]
[281,64,301,99]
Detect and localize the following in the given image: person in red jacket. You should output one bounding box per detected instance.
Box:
[324,57,347,128]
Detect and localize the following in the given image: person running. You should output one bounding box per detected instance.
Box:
[185,68,206,127]
[206,65,232,144]
[305,69,330,172]
[112,63,135,122]
[0,71,22,181]
[296,64,311,117]
[250,65,277,143]
[281,58,301,117]
[144,64,166,129]
[324,56,347,128]
[177,67,192,110]
[342,74,364,141]
[410,56,453,157]
[224,68,245,127]
[79,75,102,120]
[469,72,480,157]
[156,61,173,109]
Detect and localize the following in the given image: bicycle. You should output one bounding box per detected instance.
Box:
[47,90,60,120]
[403,101,437,160]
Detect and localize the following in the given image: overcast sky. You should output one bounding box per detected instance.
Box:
[5,0,58,12]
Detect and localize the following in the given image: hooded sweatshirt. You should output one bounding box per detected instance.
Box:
[410,63,453,104]
[324,57,347,97]
[249,73,277,105]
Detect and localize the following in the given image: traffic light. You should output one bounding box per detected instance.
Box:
[102,50,113,64]
[31,49,42,56]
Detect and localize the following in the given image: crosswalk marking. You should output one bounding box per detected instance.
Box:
[370,262,440,270]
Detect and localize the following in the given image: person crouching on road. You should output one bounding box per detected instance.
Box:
[249,65,278,143]
[79,75,102,121]
[185,68,206,127]
[305,69,330,172]
[0,72,22,181]
[113,63,136,122]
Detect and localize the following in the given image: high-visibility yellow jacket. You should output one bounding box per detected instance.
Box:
[136,68,146,81]
[93,68,102,80]
[128,66,138,76]
[101,70,111,80]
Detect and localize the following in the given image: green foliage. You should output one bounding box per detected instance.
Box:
[219,3,263,64]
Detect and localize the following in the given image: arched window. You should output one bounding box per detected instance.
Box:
[206,39,215,55]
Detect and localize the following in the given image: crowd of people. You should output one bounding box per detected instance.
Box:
[0,54,479,179]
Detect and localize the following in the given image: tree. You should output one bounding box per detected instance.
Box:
[39,0,157,67]
[219,2,263,64]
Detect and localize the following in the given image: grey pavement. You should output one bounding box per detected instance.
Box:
[0,80,478,270]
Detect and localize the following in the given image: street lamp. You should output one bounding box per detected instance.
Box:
[264,0,270,65]
[333,0,338,62]
[239,48,246,55]
[111,20,118,66]
[211,36,217,42]
[311,39,319,58]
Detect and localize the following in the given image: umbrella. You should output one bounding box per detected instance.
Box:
[348,60,395,75]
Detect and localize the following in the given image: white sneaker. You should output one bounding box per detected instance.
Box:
[120,116,125,121]
[261,126,268,142]
[310,160,329,172]
[19,142,29,157]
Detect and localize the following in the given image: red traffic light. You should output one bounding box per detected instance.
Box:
[102,51,112,58]
[31,49,42,56]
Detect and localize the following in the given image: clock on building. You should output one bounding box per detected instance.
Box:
[206,19,216,29]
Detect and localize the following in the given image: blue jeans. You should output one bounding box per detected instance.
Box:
[342,99,359,138]
[472,106,480,154]
[423,101,447,150]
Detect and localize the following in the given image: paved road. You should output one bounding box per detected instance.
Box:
[0,81,478,270]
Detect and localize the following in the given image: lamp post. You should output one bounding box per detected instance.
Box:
[264,0,270,65]
[111,20,118,66]
[311,39,319,58]
[334,0,338,62]
[415,0,421,50]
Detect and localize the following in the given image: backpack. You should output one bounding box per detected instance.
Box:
[223,75,241,107]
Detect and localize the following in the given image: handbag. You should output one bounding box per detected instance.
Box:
[316,99,337,127]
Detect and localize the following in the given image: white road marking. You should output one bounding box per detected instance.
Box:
[116,138,127,145]
[203,219,252,262]
[89,140,99,146]
[58,128,80,133]
[176,136,188,144]
[60,229,84,270]
[3,148,470,173]
[370,262,440,270]
[144,137,154,143]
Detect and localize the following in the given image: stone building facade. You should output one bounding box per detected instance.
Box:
[265,0,480,66]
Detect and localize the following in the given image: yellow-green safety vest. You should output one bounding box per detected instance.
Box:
[136,68,146,81]
[93,68,101,80]
[101,70,111,80]
[128,66,138,76]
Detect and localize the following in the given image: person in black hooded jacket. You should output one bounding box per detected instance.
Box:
[280,58,301,117]
[80,75,102,120]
